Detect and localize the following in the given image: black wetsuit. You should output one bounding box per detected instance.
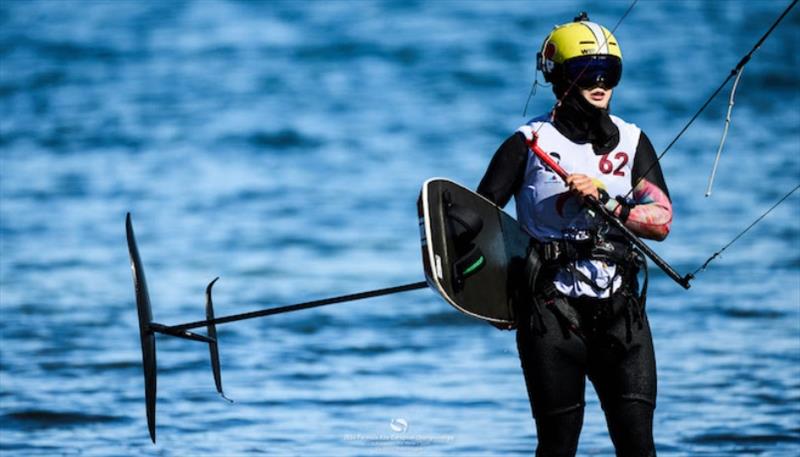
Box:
[477,93,668,457]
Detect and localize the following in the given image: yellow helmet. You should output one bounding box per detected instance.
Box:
[537,13,623,89]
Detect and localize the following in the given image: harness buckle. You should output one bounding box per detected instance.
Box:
[542,242,561,262]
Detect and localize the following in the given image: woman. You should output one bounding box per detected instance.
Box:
[477,14,672,457]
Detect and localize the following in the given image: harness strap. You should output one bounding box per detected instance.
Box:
[536,236,635,294]
[564,261,614,292]
[538,237,633,265]
[528,239,649,341]
[621,250,647,342]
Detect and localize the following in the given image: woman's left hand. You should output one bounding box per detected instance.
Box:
[489,321,516,331]
[565,174,600,201]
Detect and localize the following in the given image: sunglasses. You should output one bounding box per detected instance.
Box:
[561,55,622,89]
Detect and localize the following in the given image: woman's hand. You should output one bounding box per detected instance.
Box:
[565,174,600,201]
[490,321,516,331]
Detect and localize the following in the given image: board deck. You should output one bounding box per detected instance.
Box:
[418,178,532,324]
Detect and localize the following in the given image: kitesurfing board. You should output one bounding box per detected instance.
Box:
[418,178,532,324]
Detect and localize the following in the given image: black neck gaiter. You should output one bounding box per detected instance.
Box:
[552,90,620,155]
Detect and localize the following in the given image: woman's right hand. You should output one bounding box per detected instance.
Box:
[565,173,601,201]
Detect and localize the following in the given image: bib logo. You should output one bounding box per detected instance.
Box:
[546,152,562,182]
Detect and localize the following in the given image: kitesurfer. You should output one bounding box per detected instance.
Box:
[477,13,671,457]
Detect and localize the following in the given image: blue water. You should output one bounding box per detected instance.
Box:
[1,1,799,455]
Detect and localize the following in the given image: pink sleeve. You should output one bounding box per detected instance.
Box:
[606,178,672,241]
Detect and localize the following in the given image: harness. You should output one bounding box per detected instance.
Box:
[524,226,649,343]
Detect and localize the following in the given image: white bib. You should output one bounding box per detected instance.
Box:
[515,114,641,298]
